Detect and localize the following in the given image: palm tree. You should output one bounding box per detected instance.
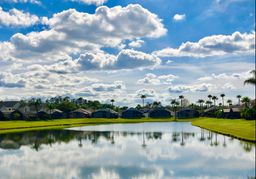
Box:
[197,99,204,109]
[244,70,256,86]
[19,100,27,113]
[110,99,115,107]
[29,98,42,118]
[205,100,212,108]
[140,95,146,107]
[241,96,250,108]
[227,99,232,107]
[46,99,54,119]
[208,95,212,102]
[220,94,225,107]
[236,95,242,106]
[212,96,218,106]
[179,95,184,107]
[171,99,179,119]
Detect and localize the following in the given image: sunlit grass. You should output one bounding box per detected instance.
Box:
[192,117,256,142]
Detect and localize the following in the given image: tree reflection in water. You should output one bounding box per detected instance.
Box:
[0,129,254,152]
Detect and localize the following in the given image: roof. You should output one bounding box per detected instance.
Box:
[223,108,241,113]
[204,106,217,113]
[178,108,196,112]
[95,108,118,114]
[72,108,91,114]
[51,109,63,113]
[149,108,172,113]
[0,101,20,108]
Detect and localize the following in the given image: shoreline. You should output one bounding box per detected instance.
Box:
[0,118,255,142]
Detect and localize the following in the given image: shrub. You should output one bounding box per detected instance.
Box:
[241,108,256,120]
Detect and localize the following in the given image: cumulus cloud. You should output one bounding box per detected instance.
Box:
[0,7,40,27]
[137,73,178,85]
[136,88,157,98]
[196,71,251,91]
[197,71,251,81]
[78,49,161,70]
[91,81,126,92]
[2,4,166,64]
[128,39,144,48]
[173,14,186,21]
[71,0,107,6]
[168,83,213,93]
[45,5,166,47]
[153,31,255,58]
[2,0,41,4]
[0,72,26,88]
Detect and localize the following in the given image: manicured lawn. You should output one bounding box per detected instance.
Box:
[192,117,256,142]
[0,118,175,134]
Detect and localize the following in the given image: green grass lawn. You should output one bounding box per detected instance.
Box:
[192,117,256,142]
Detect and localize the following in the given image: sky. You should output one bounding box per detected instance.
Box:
[0,0,255,106]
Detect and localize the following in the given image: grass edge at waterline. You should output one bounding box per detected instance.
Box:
[192,117,256,142]
[0,118,177,134]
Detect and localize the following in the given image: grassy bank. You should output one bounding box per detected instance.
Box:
[0,118,175,134]
[192,118,256,142]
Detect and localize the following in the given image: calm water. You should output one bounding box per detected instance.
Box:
[0,122,255,179]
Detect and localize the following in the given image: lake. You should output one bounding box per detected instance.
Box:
[0,122,255,179]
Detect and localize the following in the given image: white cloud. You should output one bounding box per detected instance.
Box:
[128,39,144,48]
[136,88,157,98]
[153,31,255,58]
[71,0,107,6]
[137,73,178,85]
[0,7,40,27]
[173,13,186,21]
[2,0,41,4]
[91,81,126,92]
[2,4,166,64]
[78,49,161,70]
[168,83,213,93]
[196,71,251,92]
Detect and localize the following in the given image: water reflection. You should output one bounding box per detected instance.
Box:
[0,122,255,178]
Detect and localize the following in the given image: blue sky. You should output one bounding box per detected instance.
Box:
[0,0,255,106]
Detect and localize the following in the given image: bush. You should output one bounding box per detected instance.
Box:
[215,109,223,118]
[241,108,256,120]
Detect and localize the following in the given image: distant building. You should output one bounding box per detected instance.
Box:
[9,110,25,120]
[70,109,91,118]
[177,108,199,119]
[50,109,63,119]
[222,108,241,119]
[37,111,50,120]
[0,111,5,120]
[149,108,172,118]
[202,106,218,117]
[121,108,144,118]
[0,101,21,114]
[92,109,118,118]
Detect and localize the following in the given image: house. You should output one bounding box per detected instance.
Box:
[201,106,218,117]
[92,109,118,118]
[50,109,63,119]
[121,108,144,118]
[0,101,21,114]
[70,109,91,118]
[222,108,241,119]
[37,111,50,120]
[9,110,25,120]
[177,108,199,119]
[148,108,172,118]
[0,111,5,120]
